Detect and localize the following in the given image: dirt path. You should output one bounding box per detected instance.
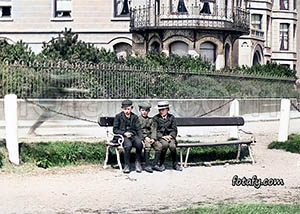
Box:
[0,121,300,214]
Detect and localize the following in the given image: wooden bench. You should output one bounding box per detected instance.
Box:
[98,116,255,170]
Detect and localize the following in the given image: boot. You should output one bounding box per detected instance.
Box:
[171,150,182,171]
[152,151,164,172]
[159,150,167,171]
[123,150,131,173]
[135,150,142,173]
[144,151,153,173]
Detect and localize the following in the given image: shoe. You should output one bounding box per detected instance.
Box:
[144,165,153,173]
[159,164,166,171]
[123,165,130,173]
[135,161,142,173]
[152,164,165,172]
[173,163,183,171]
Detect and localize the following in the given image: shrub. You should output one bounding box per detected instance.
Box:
[0,64,46,98]
[0,150,3,168]
[231,63,297,79]
[20,141,107,168]
[0,40,36,63]
[268,134,300,153]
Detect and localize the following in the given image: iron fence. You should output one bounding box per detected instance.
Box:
[130,4,249,33]
[0,60,297,99]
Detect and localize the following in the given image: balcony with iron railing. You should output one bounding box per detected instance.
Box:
[130,4,250,33]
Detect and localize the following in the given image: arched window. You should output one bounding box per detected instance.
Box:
[113,42,132,58]
[253,50,261,65]
[169,41,189,56]
[225,44,230,67]
[150,41,161,53]
[200,42,216,63]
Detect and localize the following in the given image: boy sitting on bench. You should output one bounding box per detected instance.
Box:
[151,101,183,171]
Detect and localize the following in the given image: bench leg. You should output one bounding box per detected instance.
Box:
[103,145,110,169]
[180,148,183,167]
[247,144,255,164]
[115,147,123,171]
[184,147,191,168]
[236,144,241,161]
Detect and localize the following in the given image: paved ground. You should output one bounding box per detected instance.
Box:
[0,119,300,214]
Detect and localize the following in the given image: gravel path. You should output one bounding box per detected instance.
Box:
[0,119,300,214]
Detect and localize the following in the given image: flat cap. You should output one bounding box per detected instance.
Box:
[138,103,151,110]
[121,99,133,107]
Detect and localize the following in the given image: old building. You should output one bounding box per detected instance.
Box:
[0,0,297,71]
[239,0,297,70]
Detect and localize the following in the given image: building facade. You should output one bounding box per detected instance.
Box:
[239,0,297,70]
[0,0,297,72]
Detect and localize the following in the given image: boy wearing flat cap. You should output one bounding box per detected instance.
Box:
[151,101,182,171]
[113,99,143,173]
[138,103,162,173]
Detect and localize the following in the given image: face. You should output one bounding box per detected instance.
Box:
[159,108,168,117]
[122,106,133,116]
[140,108,149,117]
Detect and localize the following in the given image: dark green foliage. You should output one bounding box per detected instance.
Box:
[177,141,249,162]
[230,63,296,78]
[0,40,35,63]
[20,142,106,168]
[181,203,300,214]
[40,28,119,64]
[268,134,300,154]
[0,150,3,168]
[0,64,45,98]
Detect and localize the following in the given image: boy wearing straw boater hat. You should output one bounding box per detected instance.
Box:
[138,103,163,173]
[113,99,143,173]
[151,101,183,171]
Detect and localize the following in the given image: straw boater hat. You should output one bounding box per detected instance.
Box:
[157,101,171,110]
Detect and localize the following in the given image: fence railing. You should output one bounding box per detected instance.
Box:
[130,5,250,33]
[0,61,297,99]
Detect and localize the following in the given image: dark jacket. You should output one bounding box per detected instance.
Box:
[113,111,142,139]
[151,113,177,140]
[138,115,152,138]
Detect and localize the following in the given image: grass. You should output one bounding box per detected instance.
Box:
[179,203,300,214]
[0,139,251,170]
[268,134,300,154]
[20,141,107,168]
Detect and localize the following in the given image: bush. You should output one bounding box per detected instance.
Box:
[268,134,300,153]
[0,150,3,168]
[231,63,297,79]
[0,64,46,98]
[20,142,107,168]
[0,40,35,63]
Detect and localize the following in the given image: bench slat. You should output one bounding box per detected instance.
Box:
[98,116,244,127]
[177,140,253,147]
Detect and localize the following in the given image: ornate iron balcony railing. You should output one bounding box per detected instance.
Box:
[130,5,250,33]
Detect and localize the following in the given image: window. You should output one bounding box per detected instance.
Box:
[54,0,72,18]
[251,14,262,29]
[170,41,189,56]
[200,42,216,63]
[280,23,289,50]
[253,51,261,65]
[113,43,132,58]
[115,0,130,17]
[280,0,289,10]
[0,0,12,19]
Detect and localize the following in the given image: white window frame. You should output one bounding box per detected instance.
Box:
[51,0,73,22]
[280,23,289,50]
[251,14,262,30]
[0,0,13,21]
